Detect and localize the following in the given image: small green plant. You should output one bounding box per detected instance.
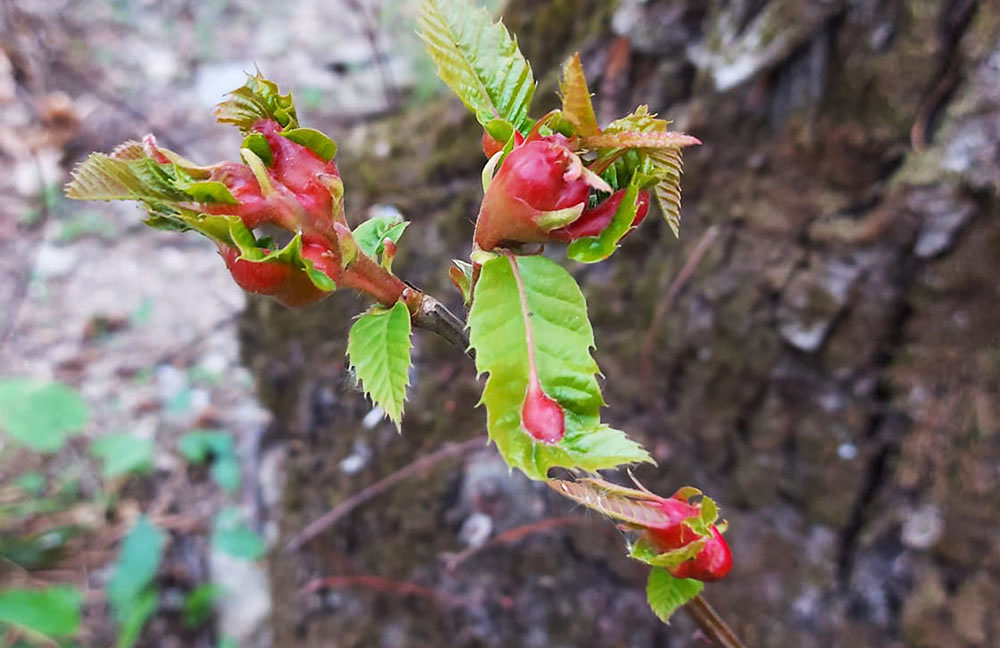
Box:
[62,0,738,642]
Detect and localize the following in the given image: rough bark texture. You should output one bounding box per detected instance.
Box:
[242,1,1000,646]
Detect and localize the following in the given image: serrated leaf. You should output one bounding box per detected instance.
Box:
[212,508,267,560]
[90,434,155,479]
[559,53,599,137]
[418,0,536,133]
[549,478,672,528]
[0,585,82,638]
[631,534,707,568]
[596,106,692,237]
[582,131,701,150]
[347,301,412,427]
[646,568,702,624]
[280,128,337,162]
[65,153,191,203]
[108,516,165,612]
[352,211,409,261]
[468,255,651,480]
[0,379,90,453]
[213,72,298,132]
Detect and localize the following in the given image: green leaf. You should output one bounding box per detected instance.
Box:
[646,568,702,624]
[559,53,599,137]
[183,584,221,629]
[108,516,165,614]
[418,0,536,133]
[567,181,641,263]
[212,508,267,560]
[280,128,337,162]
[0,379,90,453]
[241,133,273,166]
[351,211,409,261]
[218,636,239,648]
[630,534,707,568]
[595,106,692,237]
[65,152,192,203]
[467,255,652,480]
[90,434,155,479]
[213,72,299,132]
[178,430,240,493]
[115,588,157,648]
[15,472,45,495]
[346,301,412,428]
[0,585,82,638]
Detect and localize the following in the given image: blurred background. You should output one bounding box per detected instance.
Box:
[1,0,998,646]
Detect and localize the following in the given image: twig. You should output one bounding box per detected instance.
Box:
[286,437,484,550]
[443,516,586,570]
[639,225,720,386]
[684,595,746,648]
[397,283,747,648]
[410,291,471,355]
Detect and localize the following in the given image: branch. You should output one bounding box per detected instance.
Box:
[331,279,746,648]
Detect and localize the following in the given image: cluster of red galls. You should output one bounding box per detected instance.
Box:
[476,131,648,250]
[642,492,732,582]
[152,119,344,307]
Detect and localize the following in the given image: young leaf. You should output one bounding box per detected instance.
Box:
[559,53,599,137]
[548,478,672,529]
[177,430,241,493]
[213,72,299,132]
[108,516,165,610]
[631,534,707,568]
[596,106,694,236]
[646,568,703,624]
[582,131,701,150]
[352,210,409,261]
[418,0,536,133]
[0,585,82,638]
[467,255,652,480]
[0,379,90,453]
[212,508,267,560]
[115,588,158,648]
[280,128,337,162]
[567,181,641,263]
[346,301,412,428]
[183,584,221,629]
[90,434,155,479]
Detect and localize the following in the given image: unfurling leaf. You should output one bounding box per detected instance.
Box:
[567,180,641,263]
[596,106,693,237]
[467,255,651,480]
[418,0,536,133]
[646,568,703,624]
[347,301,412,427]
[559,53,600,137]
[213,71,299,132]
[548,478,672,528]
[352,210,409,262]
[582,131,701,150]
